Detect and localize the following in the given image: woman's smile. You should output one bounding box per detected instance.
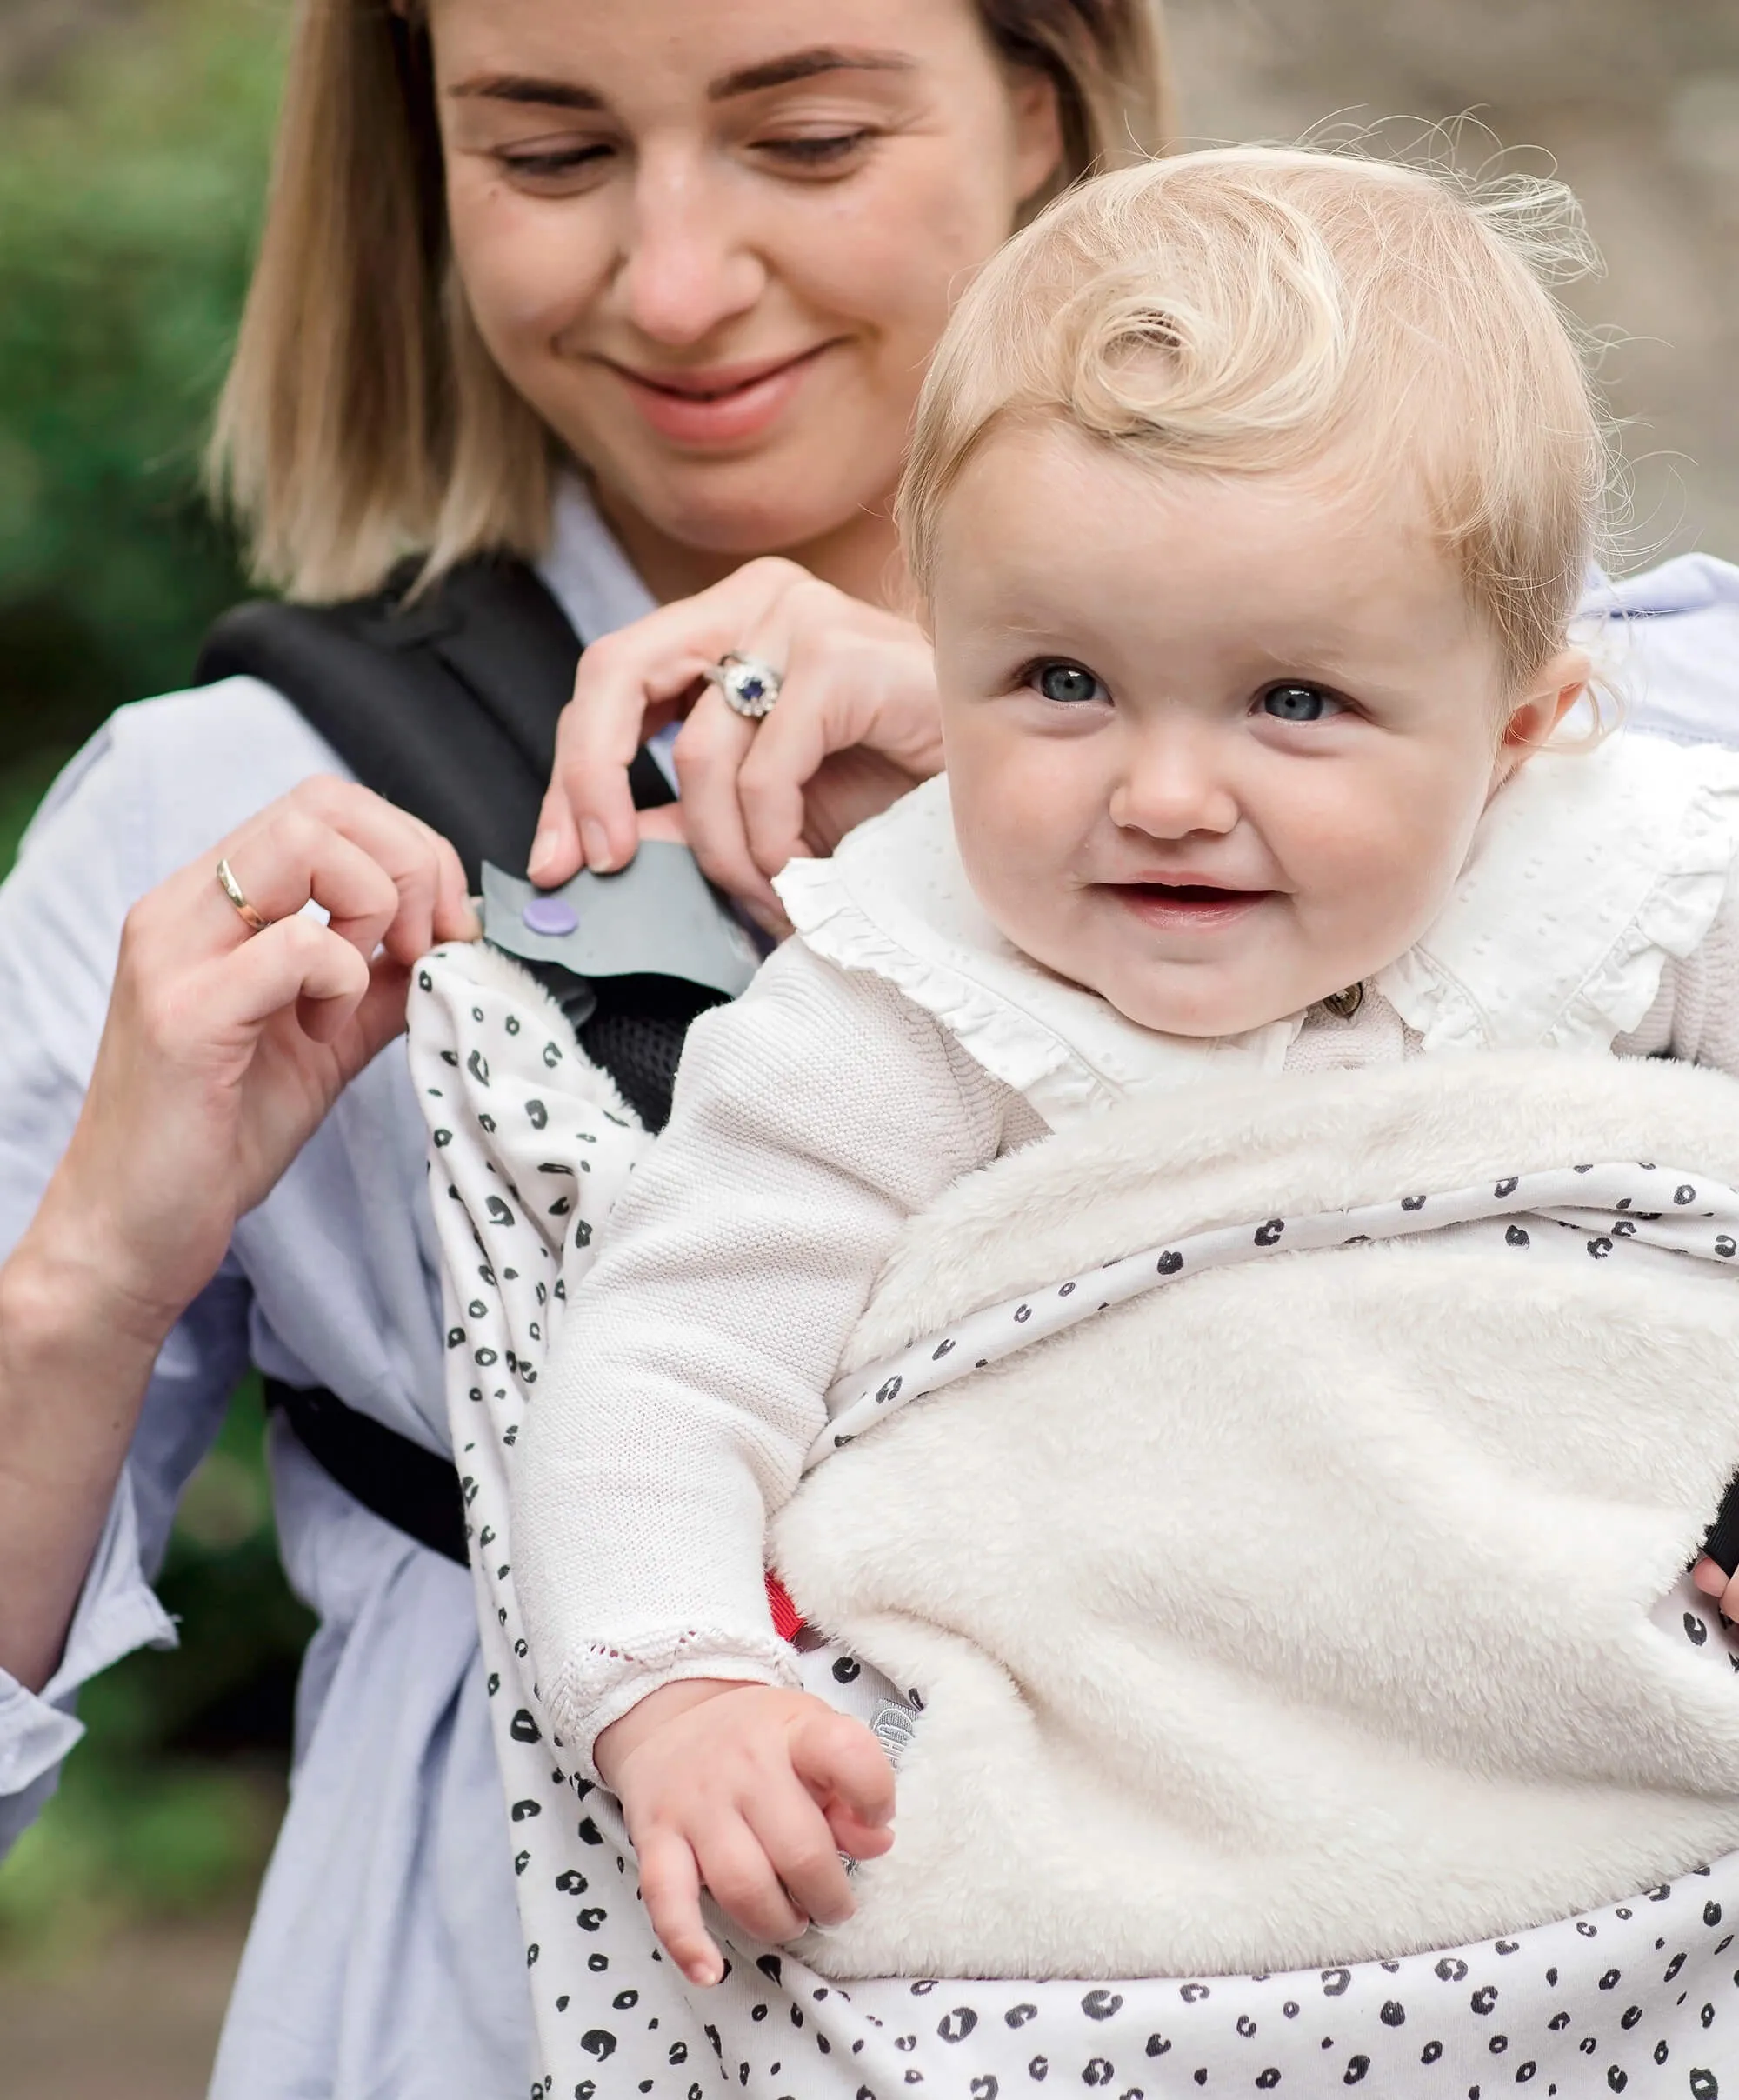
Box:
[601,342,842,448]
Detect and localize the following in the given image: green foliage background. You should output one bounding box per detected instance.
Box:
[0,0,313,1958]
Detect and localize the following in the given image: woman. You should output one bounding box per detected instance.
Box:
[0,3,1169,2097]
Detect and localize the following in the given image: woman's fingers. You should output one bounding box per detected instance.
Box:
[1692,1554,1739,1617]
[533,568,796,884]
[670,690,781,916]
[637,1829,722,1988]
[219,779,476,962]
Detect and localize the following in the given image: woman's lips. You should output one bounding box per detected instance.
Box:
[605,345,834,449]
[1103,882,1272,932]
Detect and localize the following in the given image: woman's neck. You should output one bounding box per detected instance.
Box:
[594,487,909,610]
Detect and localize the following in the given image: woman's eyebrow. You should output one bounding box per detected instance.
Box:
[706,47,918,101]
[449,50,915,115]
[449,76,605,111]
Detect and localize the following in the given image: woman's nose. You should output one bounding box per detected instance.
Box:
[611,153,769,348]
[1109,732,1241,840]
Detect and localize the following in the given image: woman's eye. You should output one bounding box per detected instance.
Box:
[756,131,876,170]
[496,144,613,185]
[1260,683,1341,723]
[1031,662,1107,707]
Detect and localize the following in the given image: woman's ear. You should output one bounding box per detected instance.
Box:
[1009,68,1065,208]
[1494,645,1592,785]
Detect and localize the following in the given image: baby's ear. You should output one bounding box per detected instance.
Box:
[1497,646,1592,776]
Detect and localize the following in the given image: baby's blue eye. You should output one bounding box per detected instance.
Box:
[1261,683,1337,723]
[1033,662,1104,706]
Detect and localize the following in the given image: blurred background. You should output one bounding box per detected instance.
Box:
[1,0,1736,2091]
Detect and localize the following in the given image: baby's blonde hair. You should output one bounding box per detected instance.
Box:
[899,145,1610,691]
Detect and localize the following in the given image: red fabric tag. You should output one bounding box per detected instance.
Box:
[764,1570,805,1643]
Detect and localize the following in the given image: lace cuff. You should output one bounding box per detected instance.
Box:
[544,1625,803,1783]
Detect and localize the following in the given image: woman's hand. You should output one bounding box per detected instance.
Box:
[0,777,476,1690]
[595,1677,896,1986]
[528,557,944,931]
[50,776,476,1326]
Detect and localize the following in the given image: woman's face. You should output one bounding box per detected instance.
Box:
[430,0,1063,591]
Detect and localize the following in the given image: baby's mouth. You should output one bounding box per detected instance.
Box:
[1104,881,1271,923]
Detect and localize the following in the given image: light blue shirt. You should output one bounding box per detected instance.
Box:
[0,544,1736,2099]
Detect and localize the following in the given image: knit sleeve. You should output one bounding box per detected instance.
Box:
[1616,859,1739,1077]
[514,937,1014,1773]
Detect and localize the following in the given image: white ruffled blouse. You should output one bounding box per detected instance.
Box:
[520,728,1739,1766]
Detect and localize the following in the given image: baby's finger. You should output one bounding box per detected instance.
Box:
[695,1817,810,1947]
[790,1710,897,1830]
[638,1829,723,1987]
[742,1785,856,1931]
[823,1805,896,1862]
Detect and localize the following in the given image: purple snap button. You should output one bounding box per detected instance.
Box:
[522,896,578,937]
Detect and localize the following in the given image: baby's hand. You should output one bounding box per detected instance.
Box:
[595,1678,896,1986]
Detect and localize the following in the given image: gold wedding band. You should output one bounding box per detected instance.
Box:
[216,857,270,935]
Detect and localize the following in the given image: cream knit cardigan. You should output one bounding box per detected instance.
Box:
[516,732,1739,1774]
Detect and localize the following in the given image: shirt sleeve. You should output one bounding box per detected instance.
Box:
[0,721,251,1856]
[515,937,1014,1770]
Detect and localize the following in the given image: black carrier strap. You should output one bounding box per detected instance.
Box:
[200,555,687,1567]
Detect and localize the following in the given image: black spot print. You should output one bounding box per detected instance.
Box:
[1014,1303,1032,1323]
[1688,1614,1710,1647]
[1255,1220,1285,1247]
[468,1049,490,1085]
[1156,1251,1183,1275]
[1029,2053,1049,2080]
[932,1339,956,1361]
[937,2009,978,2043]
[1719,1238,1736,1259]
[876,1377,903,1408]
[579,2030,617,2061]
[487,1196,516,1226]
[831,1657,862,1684]
[1689,2072,1719,2099]
[1495,1177,1518,1197]
[511,1710,542,1743]
[510,1799,541,1821]
[1380,2000,1405,2025]
[1344,2057,1369,2084]
[1005,2005,1038,2030]
[1470,1986,1497,2015]
[1588,1237,1614,1259]
[434,1129,454,1148]
[1400,1195,1426,1212]
[1257,2074,1281,2091]
[1322,1970,1351,1998]
[1678,1185,1699,1206]
[1144,2035,1171,2056]
[526,1100,550,1130]
[1082,1991,1123,2021]
[417,970,433,991]
[1082,2059,1115,2087]
[1422,2042,1443,2063]
[1180,1983,1211,2003]
[1505,1224,1531,1247]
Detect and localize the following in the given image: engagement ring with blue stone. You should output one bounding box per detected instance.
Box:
[704,650,783,719]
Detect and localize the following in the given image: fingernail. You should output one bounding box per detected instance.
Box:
[580,819,613,872]
[528,829,556,880]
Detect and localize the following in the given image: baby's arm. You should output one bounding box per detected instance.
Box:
[514,940,1009,1966]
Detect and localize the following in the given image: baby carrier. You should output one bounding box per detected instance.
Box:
[205,569,1739,2097]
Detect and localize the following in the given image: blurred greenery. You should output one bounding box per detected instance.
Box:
[0,0,280,765]
[0,0,312,1963]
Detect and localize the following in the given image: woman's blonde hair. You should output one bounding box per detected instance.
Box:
[899,146,1611,690]
[210,0,1176,604]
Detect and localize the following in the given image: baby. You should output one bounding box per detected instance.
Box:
[514,146,1739,1985]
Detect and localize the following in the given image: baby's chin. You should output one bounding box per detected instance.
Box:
[1045,951,1341,1041]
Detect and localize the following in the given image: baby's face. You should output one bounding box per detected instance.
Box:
[930,421,1582,1038]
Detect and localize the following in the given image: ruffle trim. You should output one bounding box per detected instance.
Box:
[547,1626,802,1782]
[1381,741,1739,1056]
[778,856,1123,1129]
